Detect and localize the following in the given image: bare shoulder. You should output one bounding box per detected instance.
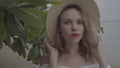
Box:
[40,55,49,66]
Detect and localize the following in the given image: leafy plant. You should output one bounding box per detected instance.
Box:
[0,0,103,64]
[0,0,61,64]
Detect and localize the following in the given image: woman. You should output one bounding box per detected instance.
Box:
[40,0,111,68]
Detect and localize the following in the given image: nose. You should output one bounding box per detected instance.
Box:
[72,23,77,31]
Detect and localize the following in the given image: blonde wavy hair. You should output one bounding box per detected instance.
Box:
[54,4,100,62]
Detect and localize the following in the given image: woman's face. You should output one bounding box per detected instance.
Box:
[60,8,84,44]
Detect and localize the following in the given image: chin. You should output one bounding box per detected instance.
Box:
[71,39,80,43]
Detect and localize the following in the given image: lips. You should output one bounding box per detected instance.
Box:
[70,33,80,37]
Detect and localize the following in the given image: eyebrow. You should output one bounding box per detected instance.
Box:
[77,18,84,21]
[62,18,83,21]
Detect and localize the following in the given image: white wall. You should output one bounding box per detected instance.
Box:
[101,22,120,68]
[96,0,120,67]
[0,46,39,68]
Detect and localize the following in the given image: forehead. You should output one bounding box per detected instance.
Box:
[61,8,82,19]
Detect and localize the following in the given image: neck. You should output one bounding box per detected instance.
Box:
[64,42,80,56]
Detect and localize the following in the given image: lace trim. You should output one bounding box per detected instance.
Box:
[40,64,111,68]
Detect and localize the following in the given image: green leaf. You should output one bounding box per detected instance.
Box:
[32,56,40,64]
[25,26,40,43]
[100,27,104,33]
[18,4,36,8]
[3,33,11,46]
[27,45,40,64]
[11,38,26,58]
[4,13,17,35]
[4,13,27,48]
[14,17,28,48]
[21,8,47,25]
[14,17,26,40]
[15,0,48,7]
[0,0,17,9]
[8,8,40,28]
[40,27,46,39]
[5,13,25,39]
[7,7,47,44]
[0,11,7,43]
[47,0,62,4]
[21,8,47,43]
[0,43,3,49]
[97,26,104,33]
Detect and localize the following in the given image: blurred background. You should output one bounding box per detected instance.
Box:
[0,0,120,68]
[96,0,120,68]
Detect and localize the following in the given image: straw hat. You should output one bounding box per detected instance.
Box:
[46,0,100,43]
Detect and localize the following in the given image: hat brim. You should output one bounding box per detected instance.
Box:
[46,0,100,43]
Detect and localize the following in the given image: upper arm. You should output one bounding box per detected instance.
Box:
[40,55,49,66]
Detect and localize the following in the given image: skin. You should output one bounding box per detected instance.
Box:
[40,8,108,68]
[58,8,86,68]
[60,8,84,44]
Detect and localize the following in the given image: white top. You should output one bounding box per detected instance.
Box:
[40,64,111,68]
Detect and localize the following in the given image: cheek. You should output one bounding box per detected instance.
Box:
[80,26,84,36]
[60,26,70,38]
[81,26,84,33]
[60,27,69,35]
